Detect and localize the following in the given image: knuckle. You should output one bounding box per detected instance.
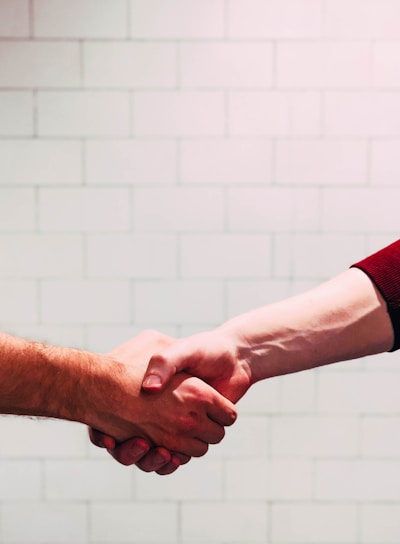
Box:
[194,442,209,457]
[226,409,238,426]
[178,413,198,434]
[214,426,226,444]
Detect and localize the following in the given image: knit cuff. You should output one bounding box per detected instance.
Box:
[351,240,400,352]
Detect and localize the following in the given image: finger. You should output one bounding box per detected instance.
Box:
[156,458,181,476]
[107,437,151,466]
[173,452,191,465]
[207,394,238,427]
[142,335,207,392]
[142,352,177,392]
[196,420,226,445]
[88,427,116,450]
[136,447,172,472]
[184,440,209,458]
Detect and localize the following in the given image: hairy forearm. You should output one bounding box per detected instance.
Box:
[221,268,394,382]
[0,332,117,428]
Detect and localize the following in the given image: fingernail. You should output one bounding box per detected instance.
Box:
[143,374,162,388]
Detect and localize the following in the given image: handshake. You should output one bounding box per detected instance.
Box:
[0,265,393,475]
[87,327,253,476]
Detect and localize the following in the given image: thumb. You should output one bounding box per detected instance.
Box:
[142,351,178,392]
[142,336,204,392]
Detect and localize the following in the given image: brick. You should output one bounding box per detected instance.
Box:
[0,92,33,136]
[364,351,399,371]
[279,371,316,413]
[87,234,177,278]
[321,188,400,233]
[228,188,320,232]
[86,140,176,185]
[0,461,41,500]
[133,187,224,232]
[181,140,273,184]
[274,234,367,280]
[134,91,224,137]
[34,0,127,38]
[229,91,288,136]
[228,0,323,38]
[271,415,358,457]
[325,91,400,136]
[134,281,224,325]
[0,0,29,37]
[130,0,225,39]
[361,417,400,457]
[38,91,130,137]
[181,43,273,88]
[236,378,280,415]
[371,141,400,186]
[373,43,400,87]
[227,280,291,317]
[291,91,323,135]
[210,415,269,459]
[2,502,87,543]
[39,188,130,232]
[0,42,80,88]
[45,459,132,500]
[316,460,400,500]
[90,503,177,542]
[367,235,400,256]
[0,140,81,185]
[226,459,313,500]
[10,324,85,349]
[0,281,37,323]
[86,325,177,354]
[277,42,371,88]
[230,91,321,136]
[325,0,400,39]
[0,188,35,231]
[276,139,368,185]
[317,371,400,414]
[181,502,268,542]
[41,280,130,324]
[272,503,358,543]
[361,504,400,543]
[0,418,86,458]
[181,234,272,278]
[84,43,176,88]
[0,234,82,279]
[136,459,223,501]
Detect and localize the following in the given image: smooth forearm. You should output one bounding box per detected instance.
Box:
[220,268,394,382]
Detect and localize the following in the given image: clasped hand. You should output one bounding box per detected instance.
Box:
[89,329,243,475]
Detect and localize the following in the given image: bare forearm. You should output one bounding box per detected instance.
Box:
[0,332,113,428]
[221,268,394,382]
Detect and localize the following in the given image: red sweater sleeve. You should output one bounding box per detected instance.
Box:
[351,239,400,351]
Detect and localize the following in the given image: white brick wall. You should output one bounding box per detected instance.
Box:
[0,42,80,88]
[1,1,400,543]
[0,0,30,38]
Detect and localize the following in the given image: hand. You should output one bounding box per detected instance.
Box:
[141,328,253,403]
[89,429,190,476]
[87,330,237,467]
[89,330,189,474]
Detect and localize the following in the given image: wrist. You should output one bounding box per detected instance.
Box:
[216,321,260,385]
[219,307,295,382]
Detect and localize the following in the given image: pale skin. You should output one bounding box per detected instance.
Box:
[96,267,395,467]
[0,329,237,475]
